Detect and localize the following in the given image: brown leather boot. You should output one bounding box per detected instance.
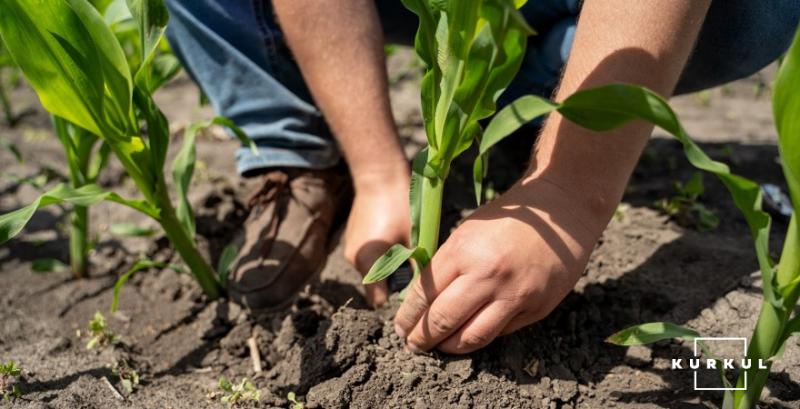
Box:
[228,166,352,312]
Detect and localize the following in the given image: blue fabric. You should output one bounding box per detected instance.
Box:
[165,0,800,174]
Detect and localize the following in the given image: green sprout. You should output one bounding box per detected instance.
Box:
[287,392,304,409]
[111,359,140,394]
[218,377,261,407]
[654,172,719,231]
[0,361,22,401]
[0,0,253,298]
[608,28,800,409]
[86,311,120,350]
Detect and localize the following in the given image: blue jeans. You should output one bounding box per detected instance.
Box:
[165,0,800,175]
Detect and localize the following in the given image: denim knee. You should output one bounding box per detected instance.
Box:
[676,0,800,94]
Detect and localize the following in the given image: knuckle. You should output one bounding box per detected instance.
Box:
[459,330,493,349]
[426,309,455,335]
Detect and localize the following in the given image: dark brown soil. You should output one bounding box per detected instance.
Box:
[0,52,797,408]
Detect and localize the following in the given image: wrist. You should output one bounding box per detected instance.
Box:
[350,156,410,196]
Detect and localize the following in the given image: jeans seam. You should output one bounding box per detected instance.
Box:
[252,0,279,51]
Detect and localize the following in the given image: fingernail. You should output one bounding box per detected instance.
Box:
[405,342,422,354]
[394,322,407,339]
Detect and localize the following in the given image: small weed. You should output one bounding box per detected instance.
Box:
[654,172,719,231]
[218,377,260,407]
[0,361,22,401]
[287,391,304,409]
[613,203,631,222]
[111,359,139,394]
[86,311,119,350]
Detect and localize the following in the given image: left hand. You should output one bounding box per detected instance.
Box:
[344,165,411,308]
[393,175,609,354]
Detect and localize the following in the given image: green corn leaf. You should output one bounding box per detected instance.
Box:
[172,117,257,238]
[0,184,156,244]
[216,244,238,286]
[773,28,800,211]
[772,28,800,298]
[144,53,181,93]
[0,0,134,138]
[409,148,429,248]
[363,244,430,284]
[0,0,157,201]
[125,0,168,68]
[89,0,116,14]
[558,84,778,308]
[606,322,699,345]
[111,258,164,312]
[109,222,156,237]
[209,117,258,154]
[133,87,170,176]
[32,258,69,273]
[172,123,199,238]
[473,151,488,206]
[88,142,112,182]
[480,95,557,155]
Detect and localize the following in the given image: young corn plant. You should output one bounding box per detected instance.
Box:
[609,29,800,409]
[0,0,252,298]
[51,116,110,278]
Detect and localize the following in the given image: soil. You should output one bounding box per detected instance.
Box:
[0,49,797,408]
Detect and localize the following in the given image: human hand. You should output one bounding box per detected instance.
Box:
[344,167,411,307]
[393,175,611,354]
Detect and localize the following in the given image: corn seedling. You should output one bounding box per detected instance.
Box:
[0,0,254,298]
[608,29,800,409]
[218,377,260,407]
[86,311,120,350]
[0,361,21,401]
[654,172,719,231]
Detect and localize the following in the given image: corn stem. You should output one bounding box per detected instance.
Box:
[735,215,799,408]
[69,205,89,279]
[417,175,445,263]
[154,187,222,299]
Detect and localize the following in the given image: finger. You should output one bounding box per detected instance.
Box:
[405,276,493,352]
[499,309,548,336]
[393,253,460,339]
[364,282,389,308]
[438,301,518,354]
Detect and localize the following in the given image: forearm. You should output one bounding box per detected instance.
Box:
[528,0,711,231]
[272,0,408,191]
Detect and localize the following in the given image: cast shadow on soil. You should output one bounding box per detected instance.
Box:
[21,367,115,397]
